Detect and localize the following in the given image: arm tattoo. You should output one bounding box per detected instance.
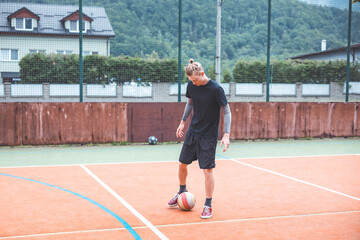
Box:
[222,104,231,134]
[181,99,193,121]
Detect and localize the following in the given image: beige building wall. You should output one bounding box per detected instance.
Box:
[0,35,110,83]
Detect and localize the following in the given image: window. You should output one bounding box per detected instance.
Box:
[11,50,18,60]
[56,50,73,55]
[69,20,86,33]
[25,18,32,29]
[29,50,46,54]
[15,18,33,30]
[1,49,18,61]
[16,18,23,29]
[70,20,77,32]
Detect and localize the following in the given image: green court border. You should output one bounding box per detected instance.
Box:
[0,138,359,168]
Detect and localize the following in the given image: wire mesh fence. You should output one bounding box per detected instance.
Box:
[0,0,359,102]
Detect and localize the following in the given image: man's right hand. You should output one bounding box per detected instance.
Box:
[176,121,186,138]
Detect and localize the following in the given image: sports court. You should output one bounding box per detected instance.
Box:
[1,138,359,240]
[1,1,360,239]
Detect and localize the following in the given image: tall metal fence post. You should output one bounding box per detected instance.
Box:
[177,0,182,102]
[346,0,352,102]
[215,0,222,84]
[79,0,84,102]
[265,0,272,102]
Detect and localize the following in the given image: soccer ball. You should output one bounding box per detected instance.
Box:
[148,136,157,145]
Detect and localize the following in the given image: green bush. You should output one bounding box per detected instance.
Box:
[232,59,360,83]
[233,60,266,83]
[20,53,53,83]
[222,69,233,83]
[19,54,360,84]
[19,53,178,84]
[83,55,108,84]
[19,53,79,84]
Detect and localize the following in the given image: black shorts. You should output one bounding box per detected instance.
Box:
[179,131,217,169]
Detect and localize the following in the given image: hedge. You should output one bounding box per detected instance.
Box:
[19,53,179,84]
[19,54,360,84]
[233,59,360,83]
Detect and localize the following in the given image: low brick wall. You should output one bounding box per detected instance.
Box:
[0,102,359,146]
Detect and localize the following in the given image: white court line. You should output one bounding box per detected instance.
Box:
[231,159,360,201]
[0,160,179,169]
[218,153,360,160]
[1,210,359,239]
[1,155,359,239]
[80,164,169,240]
[155,209,360,228]
[0,153,359,169]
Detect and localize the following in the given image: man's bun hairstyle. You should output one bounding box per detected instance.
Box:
[186,58,203,76]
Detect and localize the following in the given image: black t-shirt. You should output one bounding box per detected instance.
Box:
[186,79,228,137]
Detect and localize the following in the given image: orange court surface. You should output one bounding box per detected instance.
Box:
[0,138,359,239]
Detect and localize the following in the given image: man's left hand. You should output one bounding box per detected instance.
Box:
[220,133,230,152]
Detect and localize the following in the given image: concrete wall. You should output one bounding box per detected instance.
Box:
[1,102,359,146]
[1,82,359,103]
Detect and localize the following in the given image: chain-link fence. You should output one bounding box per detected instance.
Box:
[1,0,359,102]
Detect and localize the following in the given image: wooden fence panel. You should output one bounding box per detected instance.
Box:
[0,103,22,145]
[330,102,359,137]
[127,102,190,143]
[0,102,358,146]
[1,103,127,146]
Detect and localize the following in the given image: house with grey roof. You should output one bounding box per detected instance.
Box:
[289,40,360,97]
[0,2,115,83]
[290,40,360,63]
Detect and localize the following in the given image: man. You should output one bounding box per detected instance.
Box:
[168,59,231,219]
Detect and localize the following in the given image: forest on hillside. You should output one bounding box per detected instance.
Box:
[7,0,360,72]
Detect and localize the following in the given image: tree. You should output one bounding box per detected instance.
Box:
[222,69,232,83]
[207,65,216,80]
